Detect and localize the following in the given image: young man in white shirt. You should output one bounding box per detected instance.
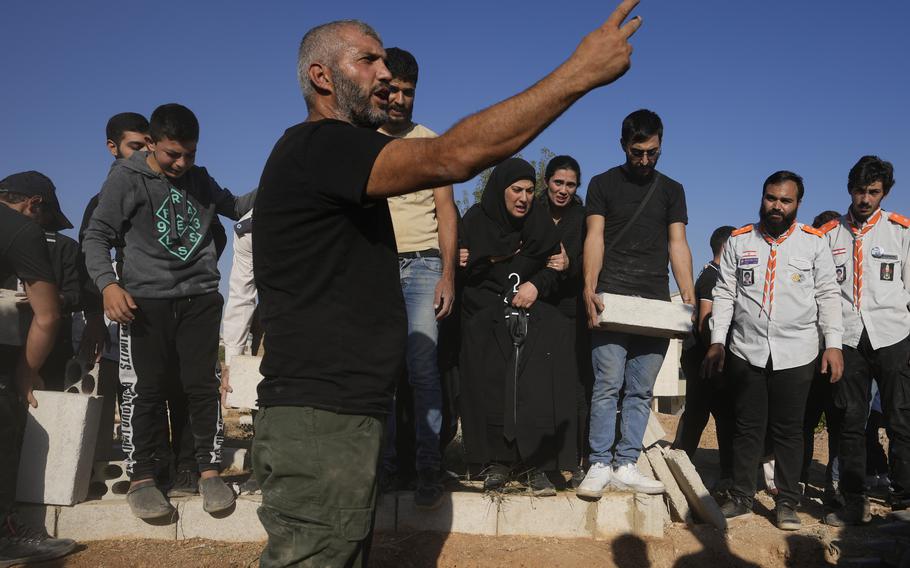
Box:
[817,156,910,526]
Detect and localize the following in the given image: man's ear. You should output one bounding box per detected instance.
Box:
[309,62,332,94]
[106,139,118,158]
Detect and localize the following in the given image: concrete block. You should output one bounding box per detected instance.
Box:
[374,492,396,532]
[17,504,57,537]
[223,448,249,472]
[596,293,693,338]
[654,339,683,396]
[226,355,262,410]
[57,500,177,540]
[17,391,103,506]
[593,493,634,539]
[664,449,727,530]
[632,493,667,537]
[177,495,266,542]
[398,491,497,535]
[86,460,130,501]
[0,289,28,345]
[642,410,667,449]
[498,494,595,538]
[645,446,692,524]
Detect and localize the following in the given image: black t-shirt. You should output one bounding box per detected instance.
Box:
[692,261,719,350]
[253,119,403,416]
[585,166,687,301]
[0,206,55,286]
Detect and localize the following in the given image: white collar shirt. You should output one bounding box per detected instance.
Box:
[822,209,910,349]
[710,222,843,370]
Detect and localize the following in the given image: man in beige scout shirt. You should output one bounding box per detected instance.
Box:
[377,47,458,509]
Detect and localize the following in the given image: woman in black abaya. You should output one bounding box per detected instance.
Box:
[458,158,577,495]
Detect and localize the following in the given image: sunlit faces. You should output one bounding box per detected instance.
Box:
[849,181,885,222]
[546,168,579,209]
[386,78,415,126]
[147,137,197,179]
[759,180,800,235]
[107,131,149,160]
[504,179,535,218]
[330,26,391,129]
[623,134,661,179]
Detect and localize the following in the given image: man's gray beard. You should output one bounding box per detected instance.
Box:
[331,66,388,129]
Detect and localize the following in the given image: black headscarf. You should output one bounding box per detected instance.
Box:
[462,158,559,268]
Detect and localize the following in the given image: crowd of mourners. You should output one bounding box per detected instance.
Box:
[2,4,909,566]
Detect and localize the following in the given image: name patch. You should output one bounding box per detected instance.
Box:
[739,257,759,266]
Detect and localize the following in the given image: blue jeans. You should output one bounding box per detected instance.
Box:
[383,256,443,472]
[589,331,669,467]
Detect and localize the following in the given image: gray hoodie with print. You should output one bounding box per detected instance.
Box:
[83,151,256,299]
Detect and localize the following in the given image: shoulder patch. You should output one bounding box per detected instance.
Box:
[732,224,753,237]
[818,219,840,235]
[889,212,910,228]
[801,225,823,237]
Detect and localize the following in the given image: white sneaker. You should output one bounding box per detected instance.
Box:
[576,462,612,500]
[612,463,665,495]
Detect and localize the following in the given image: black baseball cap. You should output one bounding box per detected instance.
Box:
[0,171,73,231]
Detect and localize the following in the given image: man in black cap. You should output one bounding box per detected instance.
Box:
[0,171,77,565]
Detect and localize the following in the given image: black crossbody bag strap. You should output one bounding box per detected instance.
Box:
[604,173,662,254]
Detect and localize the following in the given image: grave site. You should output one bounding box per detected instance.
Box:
[14,297,906,567]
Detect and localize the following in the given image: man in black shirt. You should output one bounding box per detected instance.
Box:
[0,172,76,565]
[577,109,695,499]
[252,4,644,565]
[673,225,735,489]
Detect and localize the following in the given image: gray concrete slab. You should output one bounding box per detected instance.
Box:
[593,493,635,539]
[632,493,668,537]
[645,446,692,524]
[498,494,596,538]
[57,500,177,540]
[177,496,267,542]
[664,448,726,530]
[226,355,262,410]
[398,491,497,535]
[596,293,693,338]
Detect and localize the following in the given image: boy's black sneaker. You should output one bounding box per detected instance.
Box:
[414,469,445,510]
[569,467,586,490]
[775,502,801,531]
[527,470,557,497]
[720,496,753,520]
[0,513,76,567]
[483,463,510,492]
[167,469,200,497]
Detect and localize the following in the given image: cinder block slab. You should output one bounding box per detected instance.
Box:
[177,495,266,542]
[87,460,130,501]
[57,499,177,540]
[596,293,693,338]
[645,446,692,524]
[664,449,726,530]
[642,410,667,449]
[654,339,682,396]
[226,355,262,410]
[498,494,595,538]
[17,391,103,505]
[17,504,57,537]
[374,492,396,532]
[398,491,497,535]
[632,493,667,537]
[593,492,635,539]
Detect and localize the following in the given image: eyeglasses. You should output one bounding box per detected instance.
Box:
[628,147,660,159]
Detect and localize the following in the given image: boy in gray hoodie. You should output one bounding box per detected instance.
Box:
[83,103,256,519]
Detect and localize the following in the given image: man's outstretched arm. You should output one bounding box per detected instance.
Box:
[366,0,643,197]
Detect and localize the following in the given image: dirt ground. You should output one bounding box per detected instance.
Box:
[37,414,905,567]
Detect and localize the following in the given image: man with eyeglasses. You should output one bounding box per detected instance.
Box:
[578,108,695,499]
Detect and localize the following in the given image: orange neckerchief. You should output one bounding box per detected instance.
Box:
[759,222,797,317]
[847,209,882,310]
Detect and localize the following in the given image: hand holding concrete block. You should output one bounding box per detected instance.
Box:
[596,293,693,339]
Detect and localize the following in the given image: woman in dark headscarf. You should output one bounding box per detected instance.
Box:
[458,158,578,496]
[535,155,592,488]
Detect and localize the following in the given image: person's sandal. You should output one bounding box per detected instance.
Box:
[126,483,175,519]
[199,476,236,513]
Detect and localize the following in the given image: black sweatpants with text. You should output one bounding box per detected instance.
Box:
[119,292,224,480]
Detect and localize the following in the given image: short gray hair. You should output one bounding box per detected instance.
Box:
[297,20,382,106]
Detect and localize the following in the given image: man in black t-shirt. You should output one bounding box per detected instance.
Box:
[577,109,696,499]
[252,5,644,565]
[0,172,76,565]
[673,225,735,488]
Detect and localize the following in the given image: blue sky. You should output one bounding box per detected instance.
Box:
[1,0,908,296]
